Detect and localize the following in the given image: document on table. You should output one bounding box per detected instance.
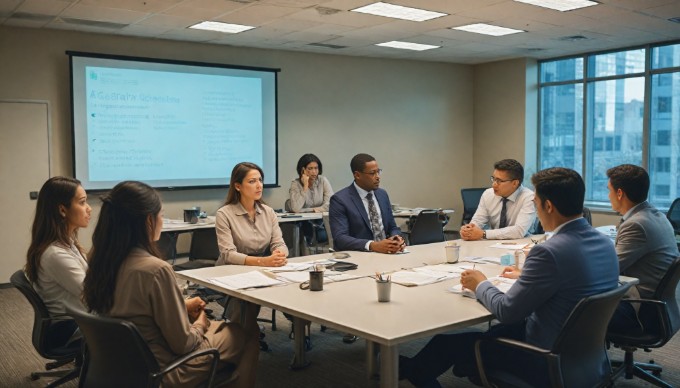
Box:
[262,259,335,272]
[448,276,517,298]
[461,256,502,265]
[274,270,362,284]
[488,242,529,250]
[390,270,449,287]
[210,271,284,290]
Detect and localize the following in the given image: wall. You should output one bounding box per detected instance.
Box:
[0,26,474,250]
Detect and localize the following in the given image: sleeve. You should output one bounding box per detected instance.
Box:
[470,189,492,228]
[149,264,205,355]
[215,207,247,265]
[315,176,334,212]
[615,220,648,272]
[288,180,310,213]
[40,248,86,301]
[268,208,289,256]
[329,193,369,251]
[476,244,561,323]
[485,190,536,240]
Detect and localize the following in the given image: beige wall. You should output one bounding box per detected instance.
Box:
[0,26,474,250]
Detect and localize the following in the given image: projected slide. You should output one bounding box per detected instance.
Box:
[85,67,262,181]
[69,52,279,191]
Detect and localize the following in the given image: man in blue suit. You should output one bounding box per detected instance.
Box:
[329,153,404,253]
[606,164,678,333]
[400,167,620,387]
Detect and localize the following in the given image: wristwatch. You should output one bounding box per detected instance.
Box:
[482,230,487,239]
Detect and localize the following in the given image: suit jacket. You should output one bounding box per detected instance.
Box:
[476,218,620,351]
[329,183,401,251]
[616,201,679,299]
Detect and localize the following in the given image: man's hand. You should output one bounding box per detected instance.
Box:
[185,297,206,322]
[500,266,521,279]
[460,270,487,291]
[370,236,404,254]
[460,223,484,241]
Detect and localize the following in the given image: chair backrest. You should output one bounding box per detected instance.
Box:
[551,282,633,388]
[323,213,334,251]
[70,308,162,388]
[189,228,220,261]
[460,188,486,225]
[533,207,592,234]
[157,232,177,261]
[409,210,445,245]
[646,257,680,341]
[10,270,78,360]
[582,207,593,225]
[667,198,680,235]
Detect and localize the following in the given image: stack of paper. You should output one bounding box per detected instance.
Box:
[390,270,448,287]
[489,242,529,250]
[210,271,284,290]
[448,276,517,298]
[461,256,502,265]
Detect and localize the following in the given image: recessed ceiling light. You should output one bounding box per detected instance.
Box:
[513,0,598,12]
[452,23,525,36]
[188,21,255,34]
[351,2,447,22]
[376,41,440,51]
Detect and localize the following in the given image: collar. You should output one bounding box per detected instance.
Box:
[232,201,262,216]
[497,185,523,202]
[353,181,372,199]
[622,201,647,221]
[551,217,582,235]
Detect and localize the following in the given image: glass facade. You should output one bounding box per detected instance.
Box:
[539,42,680,209]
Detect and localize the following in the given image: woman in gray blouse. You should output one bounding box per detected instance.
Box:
[26,176,91,341]
[287,154,334,245]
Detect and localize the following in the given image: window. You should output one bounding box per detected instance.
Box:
[539,42,680,209]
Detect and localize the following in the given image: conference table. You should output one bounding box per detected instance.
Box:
[175,238,532,387]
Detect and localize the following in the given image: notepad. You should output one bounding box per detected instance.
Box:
[389,270,448,287]
[461,256,502,265]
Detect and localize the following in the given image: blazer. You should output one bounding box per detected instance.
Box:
[329,183,401,251]
[476,218,620,350]
[617,201,679,299]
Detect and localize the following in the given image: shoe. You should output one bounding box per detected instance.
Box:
[342,334,358,344]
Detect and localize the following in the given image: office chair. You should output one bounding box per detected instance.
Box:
[607,257,680,388]
[475,282,633,388]
[69,308,231,388]
[534,207,592,234]
[403,210,446,245]
[9,270,81,387]
[157,232,178,261]
[667,198,680,236]
[461,188,486,225]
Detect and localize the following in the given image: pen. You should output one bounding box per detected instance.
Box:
[473,264,476,271]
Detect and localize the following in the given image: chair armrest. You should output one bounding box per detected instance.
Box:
[475,337,559,388]
[152,348,220,387]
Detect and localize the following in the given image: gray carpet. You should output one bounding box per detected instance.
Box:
[1,284,678,387]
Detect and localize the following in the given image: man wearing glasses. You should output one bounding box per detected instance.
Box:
[329,153,404,253]
[460,159,536,240]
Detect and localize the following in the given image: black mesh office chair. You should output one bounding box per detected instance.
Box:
[607,257,680,388]
[403,210,446,245]
[534,207,592,234]
[667,198,680,236]
[475,282,633,388]
[10,270,81,387]
[69,308,230,388]
[461,188,486,225]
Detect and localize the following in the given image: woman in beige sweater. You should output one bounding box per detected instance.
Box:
[83,181,258,387]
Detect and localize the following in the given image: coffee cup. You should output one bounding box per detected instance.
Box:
[300,270,324,291]
[445,244,460,263]
[183,208,200,224]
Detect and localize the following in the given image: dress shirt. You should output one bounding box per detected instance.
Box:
[215,202,289,265]
[353,182,385,251]
[471,186,536,239]
[34,241,88,316]
[288,175,333,213]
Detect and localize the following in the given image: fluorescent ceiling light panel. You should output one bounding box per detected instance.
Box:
[452,23,524,36]
[376,41,440,51]
[513,0,598,12]
[189,21,255,34]
[351,2,447,22]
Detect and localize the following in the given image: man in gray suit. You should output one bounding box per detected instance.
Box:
[400,168,619,387]
[606,164,679,332]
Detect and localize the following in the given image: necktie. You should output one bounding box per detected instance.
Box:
[499,197,509,228]
[366,192,385,241]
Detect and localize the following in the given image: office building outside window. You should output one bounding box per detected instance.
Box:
[539,42,680,209]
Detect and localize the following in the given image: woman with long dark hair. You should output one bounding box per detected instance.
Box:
[288,153,333,246]
[83,181,258,387]
[26,176,90,320]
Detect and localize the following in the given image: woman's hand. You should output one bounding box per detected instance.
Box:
[300,169,310,190]
[196,309,210,331]
[185,297,206,322]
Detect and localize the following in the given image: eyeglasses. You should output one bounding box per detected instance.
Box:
[490,176,515,185]
[360,169,382,177]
